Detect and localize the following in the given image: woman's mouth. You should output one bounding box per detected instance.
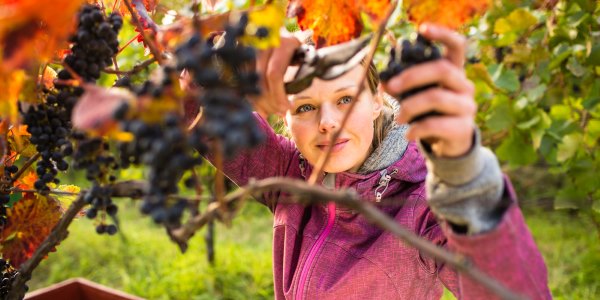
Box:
[317,139,349,153]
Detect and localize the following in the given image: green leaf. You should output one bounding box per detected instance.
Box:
[550,104,572,120]
[566,56,586,77]
[593,197,600,213]
[496,130,537,166]
[525,84,547,103]
[549,45,572,70]
[517,115,540,130]
[586,44,600,66]
[583,79,600,109]
[493,8,538,35]
[8,192,22,207]
[557,133,582,162]
[555,185,586,209]
[490,64,520,92]
[531,110,552,150]
[485,96,513,132]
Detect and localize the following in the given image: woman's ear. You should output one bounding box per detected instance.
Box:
[372,89,384,120]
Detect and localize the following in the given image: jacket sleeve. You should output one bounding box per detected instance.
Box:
[204,113,298,209]
[416,177,552,300]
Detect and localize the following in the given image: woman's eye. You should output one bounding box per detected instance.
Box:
[296,104,315,113]
[338,96,353,105]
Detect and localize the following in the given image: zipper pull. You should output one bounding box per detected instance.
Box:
[374,169,398,202]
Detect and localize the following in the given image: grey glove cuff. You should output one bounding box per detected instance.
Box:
[419,129,505,234]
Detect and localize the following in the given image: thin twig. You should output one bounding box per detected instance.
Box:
[9,188,79,196]
[9,153,40,184]
[307,1,397,184]
[212,141,228,224]
[122,0,164,64]
[171,177,525,300]
[118,33,142,54]
[103,57,157,75]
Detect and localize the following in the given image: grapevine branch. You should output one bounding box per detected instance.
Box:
[307,1,397,184]
[122,0,164,65]
[170,177,525,300]
[9,153,41,184]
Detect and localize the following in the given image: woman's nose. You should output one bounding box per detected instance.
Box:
[318,105,340,133]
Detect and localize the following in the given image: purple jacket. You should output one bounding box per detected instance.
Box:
[217,115,551,299]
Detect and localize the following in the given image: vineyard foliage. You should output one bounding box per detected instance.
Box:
[0,0,598,292]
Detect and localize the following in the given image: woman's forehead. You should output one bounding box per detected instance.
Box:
[286,65,364,100]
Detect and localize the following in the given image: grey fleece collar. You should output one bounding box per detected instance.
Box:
[358,100,410,174]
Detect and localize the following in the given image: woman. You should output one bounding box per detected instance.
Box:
[212,24,551,299]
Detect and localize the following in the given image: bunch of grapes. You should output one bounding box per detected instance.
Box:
[21,4,123,191]
[70,133,121,234]
[21,103,72,191]
[1,166,19,227]
[116,69,204,227]
[175,13,265,157]
[0,258,27,298]
[379,34,442,123]
[60,4,122,82]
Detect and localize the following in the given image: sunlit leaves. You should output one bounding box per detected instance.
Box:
[0,0,86,73]
[287,0,391,47]
[404,0,491,30]
[242,4,285,49]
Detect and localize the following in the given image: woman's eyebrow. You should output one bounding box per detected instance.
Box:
[334,84,357,93]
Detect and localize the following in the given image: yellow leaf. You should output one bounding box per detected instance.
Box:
[54,185,81,210]
[0,70,25,122]
[242,4,285,49]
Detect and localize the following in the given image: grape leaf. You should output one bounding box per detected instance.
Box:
[0,194,63,268]
[404,0,491,30]
[287,0,391,47]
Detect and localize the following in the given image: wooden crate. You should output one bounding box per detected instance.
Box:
[25,278,144,300]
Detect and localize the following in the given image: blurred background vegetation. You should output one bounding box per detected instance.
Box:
[26,0,600,299]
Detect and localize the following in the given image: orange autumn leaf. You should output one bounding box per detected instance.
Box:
[0,195,63,268]
[287,0,391,48]
[403,0,491,30]
[0,0,86,74]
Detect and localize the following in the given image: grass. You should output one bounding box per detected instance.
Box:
[28,200,275,300]
[27,201,600,299]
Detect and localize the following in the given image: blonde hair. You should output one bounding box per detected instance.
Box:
[365,62,394,151]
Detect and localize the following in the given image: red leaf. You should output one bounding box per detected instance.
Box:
[287,0,391,48]
[1,194,63,268]
[71,84,135,132]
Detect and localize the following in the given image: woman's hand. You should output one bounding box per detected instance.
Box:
[381,24,476,158]
[252,29,302,117]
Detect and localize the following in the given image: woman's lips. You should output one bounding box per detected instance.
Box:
[317,139,349,153]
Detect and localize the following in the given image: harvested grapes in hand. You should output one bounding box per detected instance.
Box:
[379,34,442,123]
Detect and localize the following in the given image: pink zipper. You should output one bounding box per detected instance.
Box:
[295,202,336,300]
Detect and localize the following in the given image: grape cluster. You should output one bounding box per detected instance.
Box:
[0,166,18,227]
[175,13,265,157]
[0,258,27,298]
[59,4,122,82]
[118,108,203,226]
[379,34,442,123]
[70,133,121,234]
[22,103,72,191]
[83,184,118,235]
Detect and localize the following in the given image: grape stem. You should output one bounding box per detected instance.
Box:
[307,1,398,185]
[170,177,525,300]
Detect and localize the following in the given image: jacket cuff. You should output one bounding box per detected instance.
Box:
[418,128,483,186]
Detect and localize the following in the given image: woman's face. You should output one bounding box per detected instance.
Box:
[284,65,383,173]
